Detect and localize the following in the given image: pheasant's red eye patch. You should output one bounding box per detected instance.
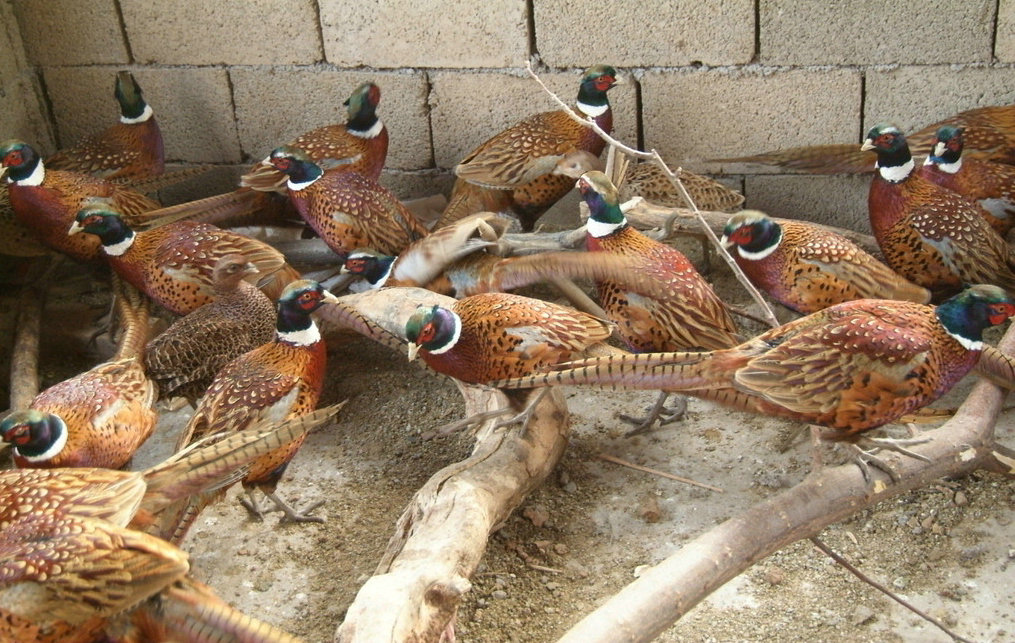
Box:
[729,227,752,244]
[3,150,22,166]
[273,158,292,171]
[346,259,366,272]
[3,425,29,444]
[419,322,437,344]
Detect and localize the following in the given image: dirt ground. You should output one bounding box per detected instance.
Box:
[2,236,1014,643]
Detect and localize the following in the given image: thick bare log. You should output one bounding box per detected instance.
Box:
[556,324,1015,643]
[323,289,572,643]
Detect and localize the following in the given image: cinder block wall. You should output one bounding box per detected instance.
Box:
[5,0,1015,231]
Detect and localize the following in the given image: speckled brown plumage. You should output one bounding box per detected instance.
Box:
[144,254,276,404]
[713,104,1015,174]
[580,171,739,352]
[175,280,335,526]
[0,410,331,642]
[1,280,156,470]
[45,71,164,181]
[493,285,1015,436]
[1,140,160,263]
[271,146,427,259]
[864,124,1015,299]
[70,205,300,315]
[919,125,1015,236]
[722,211,930,314]
[405,292,612,385]
[241,81,388,192]
[438,65,619,231]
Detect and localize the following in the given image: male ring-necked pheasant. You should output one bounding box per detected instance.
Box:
[0,279,156,470]
[0,408,334,642]
[721,210,930,314]
[270,144,428,259]
[242,81,388,192]
[864,124,1015,299]
[919,125,1015,237]
[436,64,619,231]
[143,254,277,405]
[69,204,300,314]
[1,139,160,262]
[492,284,1015,476]
[45,71,164,181]
[175,279,337,527]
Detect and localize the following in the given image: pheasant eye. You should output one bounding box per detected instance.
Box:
[7,151,22,165]
[419,323,436,343]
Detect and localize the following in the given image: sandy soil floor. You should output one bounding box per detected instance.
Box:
[2,243,1013,643]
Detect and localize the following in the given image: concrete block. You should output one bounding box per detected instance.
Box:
[744,174,872,233]
[760,0,994,65]
[319,0,527,68]
[119,0,322,65]
[231,69,429,170]
[11,0,128,65]
[155,164,246,205]
[44,67,241,164]
[380,169,453,201]
[430,69,638,170]
[1000,0,1015,62]
[865,66,1015,137]
[535,0,753,66]
[642,68,861,170]
[0,1,53,147]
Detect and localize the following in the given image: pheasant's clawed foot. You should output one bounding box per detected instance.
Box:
[239,489,267,521]
[425,389,549,439]
[264,491,325,525]
[620,392,687,437]
[846,443,901,484]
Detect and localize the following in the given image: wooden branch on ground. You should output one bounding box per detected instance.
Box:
[8,256,51,411]
[555,324,1015,643]
[324,289,572,643]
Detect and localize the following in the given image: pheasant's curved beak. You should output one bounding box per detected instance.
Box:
[0,166,7,182]
[321,289,340,305]
[407,342,421,362]
[68,221,84,236]
[719,235,733,249]
[860,139,876,152]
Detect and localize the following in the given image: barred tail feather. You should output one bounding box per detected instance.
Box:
[491,351,717,391]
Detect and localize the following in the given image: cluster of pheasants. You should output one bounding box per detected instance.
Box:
[2,65,1015,641]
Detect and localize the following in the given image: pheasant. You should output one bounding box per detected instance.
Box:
[721,210,930,314]
[143,254,277,404]
[1,139,160,262]
[492,284,1015,475]
[0,408,335,642]
[175,279,337,526]
[436,64,619,231]
[713,104,1015,174]
[863,124,1015,299]
[919,125,1015,237]
[45,71,164,181]
[577,170,740,429]
[242,81,388,192]
[405,291,613,385]
[0,279,156,470]
[68,204,300,315]
[270,145,428,259]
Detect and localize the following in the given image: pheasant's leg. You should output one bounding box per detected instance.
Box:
[239,488,267,520]
[620,391,688,436]
[807,425,825,475]
[427,389,550,439]
[264,491,325,524]
[857,435,932,463]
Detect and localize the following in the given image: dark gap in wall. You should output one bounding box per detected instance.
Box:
[525,0,538,59]
[309,0,327,63]
[633,76,645,152]
[753,0,761,63]
[858,72,866,143]
[111,0,135,63]
[991,0,1001,60]
[34,71,61,150]
[223,70,244,162]
[422,71,437,169]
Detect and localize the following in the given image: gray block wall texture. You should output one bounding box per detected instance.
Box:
[3,0,1015,232]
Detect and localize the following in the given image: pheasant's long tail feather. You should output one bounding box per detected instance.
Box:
[710,144,875,174]
[491,351,717,391]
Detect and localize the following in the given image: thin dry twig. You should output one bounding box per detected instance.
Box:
[524,62,780,328]
[598,453,724,493]
[810,537,975,643]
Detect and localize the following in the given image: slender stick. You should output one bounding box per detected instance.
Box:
[810,537,975,643]
[524,63,780,328]
[598,453,723,493]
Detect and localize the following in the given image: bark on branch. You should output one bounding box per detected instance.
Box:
[555,324,1015,643]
